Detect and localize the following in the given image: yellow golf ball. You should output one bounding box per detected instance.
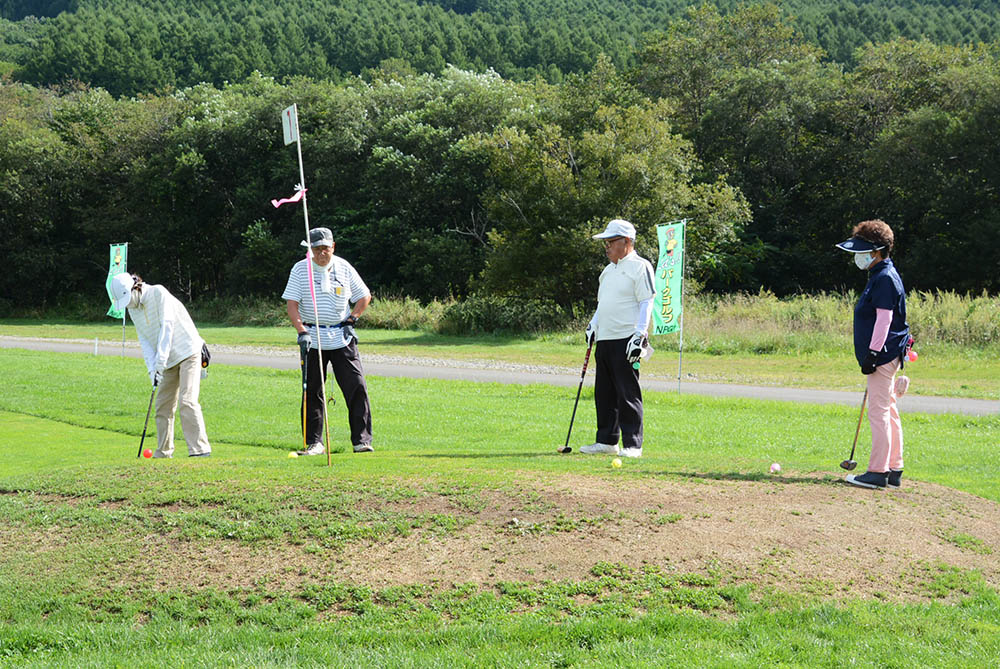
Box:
[287,451,299,458]
[612,458,622,468]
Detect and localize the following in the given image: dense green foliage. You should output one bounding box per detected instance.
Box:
[4,0,1000,95]
[0,64,747,310]
[634,5,1000,294]
[1,3,999,312]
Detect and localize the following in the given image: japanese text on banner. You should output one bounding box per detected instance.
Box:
[652,221,685,335]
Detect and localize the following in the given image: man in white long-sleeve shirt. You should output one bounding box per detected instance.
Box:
[580,219,655,458]
[109,273,212,458]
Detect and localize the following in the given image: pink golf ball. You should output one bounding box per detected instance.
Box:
[770,462,781,474]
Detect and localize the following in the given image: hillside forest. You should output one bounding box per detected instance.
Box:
[1,2,998,313]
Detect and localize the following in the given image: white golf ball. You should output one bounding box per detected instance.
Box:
[770,462,781,473]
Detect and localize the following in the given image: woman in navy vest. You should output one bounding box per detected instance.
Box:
[836,220,910,489]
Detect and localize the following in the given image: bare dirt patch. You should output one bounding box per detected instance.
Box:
[332,473,1000,602]
[6,474,998,603]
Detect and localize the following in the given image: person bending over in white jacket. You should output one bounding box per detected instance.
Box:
[109,273,212,458]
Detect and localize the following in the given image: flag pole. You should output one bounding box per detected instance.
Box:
[677,220,686,393]
[287,104,333,467]
[121,242,128,359]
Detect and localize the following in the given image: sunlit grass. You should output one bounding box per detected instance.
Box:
[1,346,999,666]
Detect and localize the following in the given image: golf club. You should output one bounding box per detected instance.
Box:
[840,388,867,471]
[300,340,308,451]
[558,339,594,454]
[136,379,158,458]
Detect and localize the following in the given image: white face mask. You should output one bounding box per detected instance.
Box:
[128,287,142,309]
[854,252,875,270]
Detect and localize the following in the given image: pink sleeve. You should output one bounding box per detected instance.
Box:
[869,308,892,351]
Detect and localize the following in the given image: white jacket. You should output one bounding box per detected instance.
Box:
[127,284,204,375]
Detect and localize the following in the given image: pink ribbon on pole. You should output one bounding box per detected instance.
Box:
[271,188,307,208]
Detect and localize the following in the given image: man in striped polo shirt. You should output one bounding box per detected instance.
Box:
[580,219,655,459]
[283,227,373,455]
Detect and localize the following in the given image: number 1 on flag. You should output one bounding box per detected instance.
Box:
[281,104,299,145]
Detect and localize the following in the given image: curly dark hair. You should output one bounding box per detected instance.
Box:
[852,219,894,255]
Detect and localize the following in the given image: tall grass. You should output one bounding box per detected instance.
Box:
[908,290,1000,348]
[12,289,1000,352]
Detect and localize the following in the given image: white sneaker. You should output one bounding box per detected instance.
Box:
[299,443,325,456]
[353,443,374,453]
[580,443,619,455]
[621,447,642,458]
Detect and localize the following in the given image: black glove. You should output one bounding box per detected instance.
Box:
[340,315,358,327]
[297,331,312,355]
[861,349,878,375]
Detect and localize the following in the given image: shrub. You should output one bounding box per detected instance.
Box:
[437,295,572,335]
[188,297,287,327]
[362,296,447,331]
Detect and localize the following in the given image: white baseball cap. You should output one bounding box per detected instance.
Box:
[109,272,134,311]
[592,218,636,240]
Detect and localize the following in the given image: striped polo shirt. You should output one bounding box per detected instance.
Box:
[282,256,370,350]
[128,284,204,373]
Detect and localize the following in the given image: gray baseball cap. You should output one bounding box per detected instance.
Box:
[301,227,334,248]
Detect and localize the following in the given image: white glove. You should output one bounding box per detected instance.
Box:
[585,321,596,345]
[149,368,163,386]
[626,332,648,363]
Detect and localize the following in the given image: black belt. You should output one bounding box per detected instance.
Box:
[303,322,344,329]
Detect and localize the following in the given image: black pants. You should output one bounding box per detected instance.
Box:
[302,342,372,447]
[594,337,643,450]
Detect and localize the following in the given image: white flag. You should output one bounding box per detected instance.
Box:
[281,104,299,145]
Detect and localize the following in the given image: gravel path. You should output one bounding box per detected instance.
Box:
[3,336,997,415]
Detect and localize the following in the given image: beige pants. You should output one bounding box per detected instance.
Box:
[153,354,211,457]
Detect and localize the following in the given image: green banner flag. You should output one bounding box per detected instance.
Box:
[105,243,128,318]
[652,221,685,335]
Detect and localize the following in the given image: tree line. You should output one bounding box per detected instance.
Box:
[3,0,1000,96]
[1,3,998,315]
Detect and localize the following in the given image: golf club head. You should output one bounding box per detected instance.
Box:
[558,446,572,454]
[840,459,857,471]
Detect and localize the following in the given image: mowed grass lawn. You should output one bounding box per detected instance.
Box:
[1,347,999,666]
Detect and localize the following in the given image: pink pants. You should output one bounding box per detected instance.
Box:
[866,358,903,472]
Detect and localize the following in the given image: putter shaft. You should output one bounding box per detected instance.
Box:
[560,342,593,453]
[839,388,868,470]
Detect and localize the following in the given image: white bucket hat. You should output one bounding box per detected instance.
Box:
[109,272,135,311]
[592,219,636,240]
